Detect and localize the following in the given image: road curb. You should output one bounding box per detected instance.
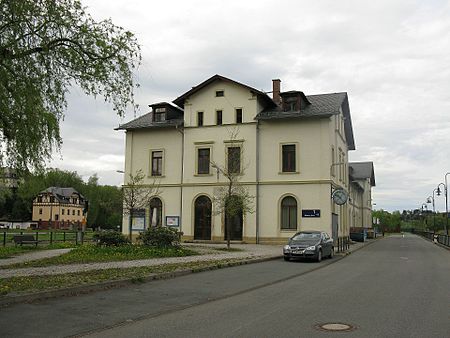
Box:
[0,255,282,307]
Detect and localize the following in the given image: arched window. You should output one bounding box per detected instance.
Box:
[281,196,297,230]
[149,198,163,227]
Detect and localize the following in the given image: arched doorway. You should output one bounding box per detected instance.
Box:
[194,195,212,240]
[224,195,243,241]
[149,197,162,227]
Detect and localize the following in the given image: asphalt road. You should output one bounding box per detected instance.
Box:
[1,234,449,337]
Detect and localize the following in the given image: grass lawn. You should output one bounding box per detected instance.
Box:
[3,244,199,268]
[0,258,244,295]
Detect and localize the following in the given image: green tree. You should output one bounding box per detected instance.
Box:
[0,0,141,170]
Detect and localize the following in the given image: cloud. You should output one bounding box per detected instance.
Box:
[44,0,450,212]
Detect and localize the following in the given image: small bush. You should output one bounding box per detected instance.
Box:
[138,227,181,248]
[94,231,130,246]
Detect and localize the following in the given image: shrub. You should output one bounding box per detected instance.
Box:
[93,231,130,246]
[138,227,181,248]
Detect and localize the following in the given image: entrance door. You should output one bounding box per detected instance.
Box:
[194,196,212,240]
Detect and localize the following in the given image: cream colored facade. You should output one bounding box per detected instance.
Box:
[118,75,374,246]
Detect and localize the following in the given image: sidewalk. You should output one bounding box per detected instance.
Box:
[0,248,73,267]
[0,240,375,279]
[0,244,283,279]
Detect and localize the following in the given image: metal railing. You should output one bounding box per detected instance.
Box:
[411,229,450,248]
[1,230,94,247]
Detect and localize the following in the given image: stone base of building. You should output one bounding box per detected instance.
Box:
[180,236,290,245]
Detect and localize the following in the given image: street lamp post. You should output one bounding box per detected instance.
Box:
[437,179,448,235]
[427,188,439,231]
[444,173,450,235]
[421,203,428,229]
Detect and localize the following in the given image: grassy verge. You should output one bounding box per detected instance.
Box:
[0,258,244,295]
[0,243,75,259]
[3,245,199,268]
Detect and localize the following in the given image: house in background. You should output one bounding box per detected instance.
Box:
[117,74,375,248]
[348,162,376,229]
[32,187,87,230]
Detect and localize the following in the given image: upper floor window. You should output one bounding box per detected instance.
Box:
[282,144,296,172]
[153,108,166,122]
[227,147,241,174]
[62,209,65,215]
[37,196,42,203]
[72,209,75,216]
[151,150,163,176]
[216,110,223,125]
[39,208,43,215]
[197,111,204,126]
[236,108,243,124]
[215,90,224,97]
[77,210,80,216]
[197,148,210,174]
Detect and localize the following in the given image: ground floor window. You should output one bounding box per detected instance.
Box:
[281,196,297,230]
[150,197,163,227]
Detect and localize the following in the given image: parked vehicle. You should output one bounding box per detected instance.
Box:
[283,230,334,262]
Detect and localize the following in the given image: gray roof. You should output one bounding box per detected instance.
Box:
[255,92,355,150]
[41,187,85,204]
[349,162,376,186]
[115,112,183,130]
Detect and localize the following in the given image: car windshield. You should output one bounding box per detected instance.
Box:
[292,233,321,241]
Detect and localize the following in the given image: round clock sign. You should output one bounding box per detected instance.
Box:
[332,189,348,205]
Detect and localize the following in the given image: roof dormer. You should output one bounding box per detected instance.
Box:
[149,102,183,122]
[279,91,311,112]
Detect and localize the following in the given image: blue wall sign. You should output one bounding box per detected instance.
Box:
[302,209,321,218]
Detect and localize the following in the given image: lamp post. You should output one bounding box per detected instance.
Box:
[444,173,449,235]
[426,188,439,231]
[421,203,428,229]
[437,180,448,235]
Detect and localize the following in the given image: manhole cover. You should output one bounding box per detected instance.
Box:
[315,322,356,332]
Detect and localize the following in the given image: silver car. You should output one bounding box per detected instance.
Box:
[283,231,334,262]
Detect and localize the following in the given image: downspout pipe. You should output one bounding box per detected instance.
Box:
[176,125,184,234]
[256,121,260,244]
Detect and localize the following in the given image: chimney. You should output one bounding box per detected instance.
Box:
[272,79,281,105]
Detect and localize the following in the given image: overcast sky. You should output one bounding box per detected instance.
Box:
[49,0,450,212]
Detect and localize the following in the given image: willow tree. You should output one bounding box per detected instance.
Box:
[0,0,141,170]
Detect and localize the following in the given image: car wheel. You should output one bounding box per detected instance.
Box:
[284,256,290,261]
[329,247,334,259]
[316,250,322,262]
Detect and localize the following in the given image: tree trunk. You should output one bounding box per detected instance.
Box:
[226,181,232,249]
[128,210,133,242]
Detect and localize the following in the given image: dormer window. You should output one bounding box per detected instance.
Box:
[153,107,166,122]
[283,97,298,112]
[215,90,224,97]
